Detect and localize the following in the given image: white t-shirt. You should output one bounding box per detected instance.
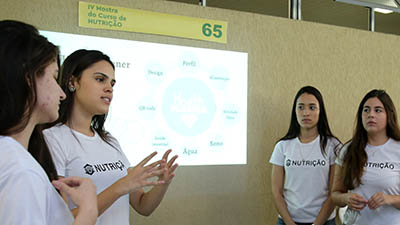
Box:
[0,136,73,225]
[336,138,400,225]
[269,136,339,223]
[43,124,131,225]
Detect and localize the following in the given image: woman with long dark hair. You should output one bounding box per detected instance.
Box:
[270,86,341,225]
[0,20,97,225]
[43,49,178,225]
[332,89,400,225]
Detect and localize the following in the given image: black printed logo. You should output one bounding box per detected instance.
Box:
[285,159,326,167]
[84,164,95,175]
[83,160,126,175]
[365,162,395,170]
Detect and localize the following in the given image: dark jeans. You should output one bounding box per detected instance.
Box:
[276,217,336,225]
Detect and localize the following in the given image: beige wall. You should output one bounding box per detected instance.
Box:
[2,0,400,224]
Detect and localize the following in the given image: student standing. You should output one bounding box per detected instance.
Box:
[43,49,178,225]
[332,89,400,225]
[270,86,340,225]
[0,20,97,225]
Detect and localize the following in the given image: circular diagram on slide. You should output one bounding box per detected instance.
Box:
[162,78,216,136]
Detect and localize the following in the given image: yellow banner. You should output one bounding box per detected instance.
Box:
[78,1,227,43]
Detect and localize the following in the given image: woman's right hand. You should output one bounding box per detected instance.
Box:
[117,152,167,195]
[52,176,98,224]
[347,192,368,211]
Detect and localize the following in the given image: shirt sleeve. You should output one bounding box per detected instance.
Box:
[43,130,68,177]
[329,138,342,165]
[0,169,48,225]
[335,143,348,166]
[269,141,285,166]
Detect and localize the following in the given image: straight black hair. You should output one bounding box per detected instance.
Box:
[279,86,340,156]
[50,49,116,146]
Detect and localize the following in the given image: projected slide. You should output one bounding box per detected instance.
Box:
[41,30,248,166]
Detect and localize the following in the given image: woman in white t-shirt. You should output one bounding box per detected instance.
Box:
[270,86,341,225]
[332,89,400,225]
[0,20,97,225]
[43,49,178,225]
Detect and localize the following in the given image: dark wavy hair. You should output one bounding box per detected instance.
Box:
[0,20,60,181]
[342,89,400,190]
[279,86,340,156]
[50,49,115,145]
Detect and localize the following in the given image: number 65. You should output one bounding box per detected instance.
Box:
[202,23,223,38]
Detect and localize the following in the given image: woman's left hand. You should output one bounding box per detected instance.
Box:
[158,149,178,184]
[368,192,391,210]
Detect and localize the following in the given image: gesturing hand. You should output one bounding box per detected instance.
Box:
[347,192,368,211]
[52,176,98,216]
[157,149,178,185]
[118,151,166,195]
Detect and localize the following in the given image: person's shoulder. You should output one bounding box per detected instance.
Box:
[384,138,400,151]
[326,136,343,151]
[43,123,73,140]
[0,136,29,165]
[326,136,341,145]
[104,131,123,149]
[276,138,296,145]
[388,138,400,145]
[274,138,297,150]
[43,123,68,135]
[0,137,47,182]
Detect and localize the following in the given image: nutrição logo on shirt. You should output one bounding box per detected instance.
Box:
[364,161,395,170]
[286,159,326,167]
[83,160,125,175]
